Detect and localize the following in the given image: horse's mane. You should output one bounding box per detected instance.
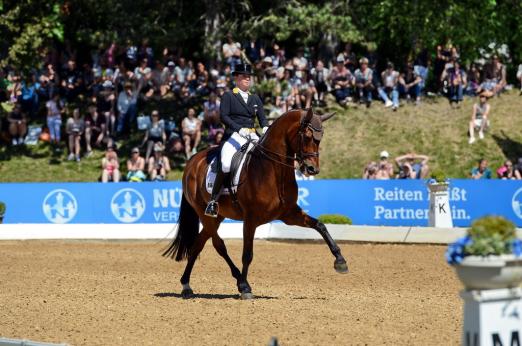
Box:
[259,109,303,145]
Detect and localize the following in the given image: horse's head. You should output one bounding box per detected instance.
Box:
[296,108,335,176]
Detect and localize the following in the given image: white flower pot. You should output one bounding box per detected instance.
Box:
[455,255,522,290]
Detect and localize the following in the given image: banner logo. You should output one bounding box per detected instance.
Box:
[42,189,78,224]
[512,188,522,219]
[111,188,146,223]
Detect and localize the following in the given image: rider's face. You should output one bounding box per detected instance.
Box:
[235,74,251,91]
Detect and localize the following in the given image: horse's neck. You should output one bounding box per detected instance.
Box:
[259,112,300,158]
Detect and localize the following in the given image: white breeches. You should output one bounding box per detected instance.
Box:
[221,132,259,173]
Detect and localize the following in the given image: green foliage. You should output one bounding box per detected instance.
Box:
[0,201,5,215]
[0,2,64,70]
[318,214,352,225]
[430,169,448,183]
[465,216,517,256]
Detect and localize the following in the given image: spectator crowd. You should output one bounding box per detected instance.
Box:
[0,37,521,182]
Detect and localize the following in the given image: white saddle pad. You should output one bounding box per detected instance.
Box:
[205,142,255,195]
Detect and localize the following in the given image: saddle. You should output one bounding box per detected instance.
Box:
[205,139,255,196]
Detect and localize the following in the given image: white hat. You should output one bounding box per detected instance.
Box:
[167,61,175,67]
[380,150,389,158]
[263,56,273,64]
[336,54,345,63]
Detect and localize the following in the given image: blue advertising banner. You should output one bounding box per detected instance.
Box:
[0,180,521,226]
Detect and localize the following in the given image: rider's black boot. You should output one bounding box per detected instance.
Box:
[205,171,228,217]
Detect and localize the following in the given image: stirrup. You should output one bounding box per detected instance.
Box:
[204,200,219,218]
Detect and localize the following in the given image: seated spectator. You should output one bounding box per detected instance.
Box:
[496,160,515,180]
[329,54,353,106]
[97,80,116,137]
[212,131,224,146]
[148,143,170,181]
[377,150,394,179]
[395,152,430,179]
[399,63,422,105]
[492,55,507,95]
[363,161,378,179]
[182,108,202,158]
[126,147,146,182]
[84,104,106,156]
[514,158,522,179]
[466,63,481,96]
[309,60,329,107]
[441,59,466,106]
[517,64,522,93]
[203,92,223,141]
[378,62,399,111]
[65,108,85,162]
[397,162,416,179]
[468,92,490,144]
[7,103,27,145]
[471,158,491,179]
[141,110,166,162]
[101,145,121,182]
[354,57,373,107]
[46,93,64,147]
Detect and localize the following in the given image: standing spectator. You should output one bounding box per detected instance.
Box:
[181,108,202,158]
[84,104,106,155]
[65,108,85,162]
[496,160,515,180]
[97,80,116,137]
[517,63,522,94]
[434,45,450,91]
[395,152,430,179]
[471,158,491,179]
[141,110,166,162]
[148,143,170,181]
[126,147,146,182]
[222,33,242,70]
[309,60,329,107]
[7,103,27,145]
[45,93,64,148]
[61,59,82,103]
[399,63,422,105]
[378,62,400,111]
[354,57,373,107]
[101,145,121,182]
[468,92,490,144]
[441,59,466,106]
[329,54,353,106]
[117,82,138,136]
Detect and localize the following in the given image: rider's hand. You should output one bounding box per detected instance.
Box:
[238,128,250,137]
[262,126,269,134]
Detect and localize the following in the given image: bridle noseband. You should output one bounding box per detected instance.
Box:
[296,118,322,166]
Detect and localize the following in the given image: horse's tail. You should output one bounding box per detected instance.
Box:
[162,194,200,262]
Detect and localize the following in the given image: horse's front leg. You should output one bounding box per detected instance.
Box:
[238,220,257,300]
[281,206,348,273]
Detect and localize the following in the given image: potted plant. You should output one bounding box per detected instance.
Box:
[427,169,449,191]
[0,201,5,223]
[446,215,522,290]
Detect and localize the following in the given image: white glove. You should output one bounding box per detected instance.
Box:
[238,128,250,137]
[262,126,269,134]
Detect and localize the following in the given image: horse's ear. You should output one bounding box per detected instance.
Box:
[303,107,313,124]
[320,112,336,122]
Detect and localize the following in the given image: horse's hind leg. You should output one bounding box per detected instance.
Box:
[179,227,213,298]
[281,205,348,274]
[211,234,241,289]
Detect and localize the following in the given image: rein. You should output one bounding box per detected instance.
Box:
[248,118,322,169]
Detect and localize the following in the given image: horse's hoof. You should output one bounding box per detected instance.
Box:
[334,260,349,274]
[240,292,253,300]
[181,288,194,299]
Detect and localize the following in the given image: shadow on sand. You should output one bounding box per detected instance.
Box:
[154,292,277,300]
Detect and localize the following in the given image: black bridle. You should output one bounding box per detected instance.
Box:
[251,116,322,169]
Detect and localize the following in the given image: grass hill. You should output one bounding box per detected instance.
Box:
[0,91,521,182]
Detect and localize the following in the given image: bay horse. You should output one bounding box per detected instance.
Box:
[163,108,348,299]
